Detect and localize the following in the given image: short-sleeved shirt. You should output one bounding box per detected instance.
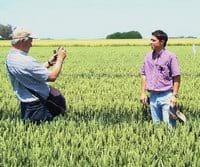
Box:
[6,48,50,102]
[140,49,180,92]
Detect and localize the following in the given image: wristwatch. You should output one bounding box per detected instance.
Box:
[173,94,179,98]
[48,60,53,66]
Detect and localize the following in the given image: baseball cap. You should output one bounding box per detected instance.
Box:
[169,105,186,123]
[12,28,37,39]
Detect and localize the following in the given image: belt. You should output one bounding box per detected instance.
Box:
[21,100,41,106]
[148,90,172,94]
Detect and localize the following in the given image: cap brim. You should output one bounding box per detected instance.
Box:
[176,111,186,123]
[169,105,186,123]
[28,32,38,39]
[29,35,37,39]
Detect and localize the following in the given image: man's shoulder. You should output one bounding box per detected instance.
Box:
[145,51,153,58]
[7,53,37,72]
[146,51,153,56]
[164,50,177,58]
[144,51,153,61]
[7,52,35,64]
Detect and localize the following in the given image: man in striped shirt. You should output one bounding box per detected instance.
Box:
[6,28,67,123]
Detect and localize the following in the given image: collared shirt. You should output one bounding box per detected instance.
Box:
[140,49,180,92]
[6,48,50,102]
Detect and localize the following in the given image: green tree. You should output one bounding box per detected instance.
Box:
[0,24,13,40]
[106,31,142,39]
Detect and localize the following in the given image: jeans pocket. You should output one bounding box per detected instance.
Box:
[26,103,53,122]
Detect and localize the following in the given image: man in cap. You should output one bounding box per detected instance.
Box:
[140,30,181,127]
[6,28,67,123]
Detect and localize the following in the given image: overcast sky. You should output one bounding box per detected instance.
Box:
[0,0,199,39]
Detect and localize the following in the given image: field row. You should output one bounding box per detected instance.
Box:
[0,38,200,47]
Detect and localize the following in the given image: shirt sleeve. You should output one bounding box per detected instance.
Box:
[27,58,50,82]
[140,61,146,75]
[170,55,181,77]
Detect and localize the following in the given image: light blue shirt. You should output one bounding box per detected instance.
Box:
[6,48,50,102]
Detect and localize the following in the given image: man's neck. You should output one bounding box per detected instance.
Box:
[152,48,165,60]
[154,47,164,54]
[12,46,28,53]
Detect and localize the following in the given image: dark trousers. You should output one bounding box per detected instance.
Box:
[20,100,54,124]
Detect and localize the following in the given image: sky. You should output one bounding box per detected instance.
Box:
[0,0,199,39]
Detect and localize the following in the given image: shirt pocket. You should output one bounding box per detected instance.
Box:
[155,63,170,80]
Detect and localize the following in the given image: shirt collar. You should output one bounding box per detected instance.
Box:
[152,49,165,59]
[10,48,28,56]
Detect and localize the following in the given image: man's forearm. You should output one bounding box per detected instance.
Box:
[141,75,147,94]
[173,75,181,95]
[47,60,64,82]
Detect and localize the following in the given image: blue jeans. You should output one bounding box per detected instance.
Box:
[149,91,176,127]
[21,100,53,124]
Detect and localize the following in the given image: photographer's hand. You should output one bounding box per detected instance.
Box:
[44,47,66,68]
[47,46,67,82]
[44,50,58,68]
[57,47,67,62]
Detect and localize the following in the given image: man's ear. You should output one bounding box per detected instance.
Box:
[21,38,25,43]
[160,40,165,47]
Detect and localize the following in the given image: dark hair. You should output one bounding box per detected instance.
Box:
[152,30,168,47]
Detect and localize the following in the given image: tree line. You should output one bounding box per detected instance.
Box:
[0,24,14,40]
[0,23,143,40]
[106,31,142,39]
